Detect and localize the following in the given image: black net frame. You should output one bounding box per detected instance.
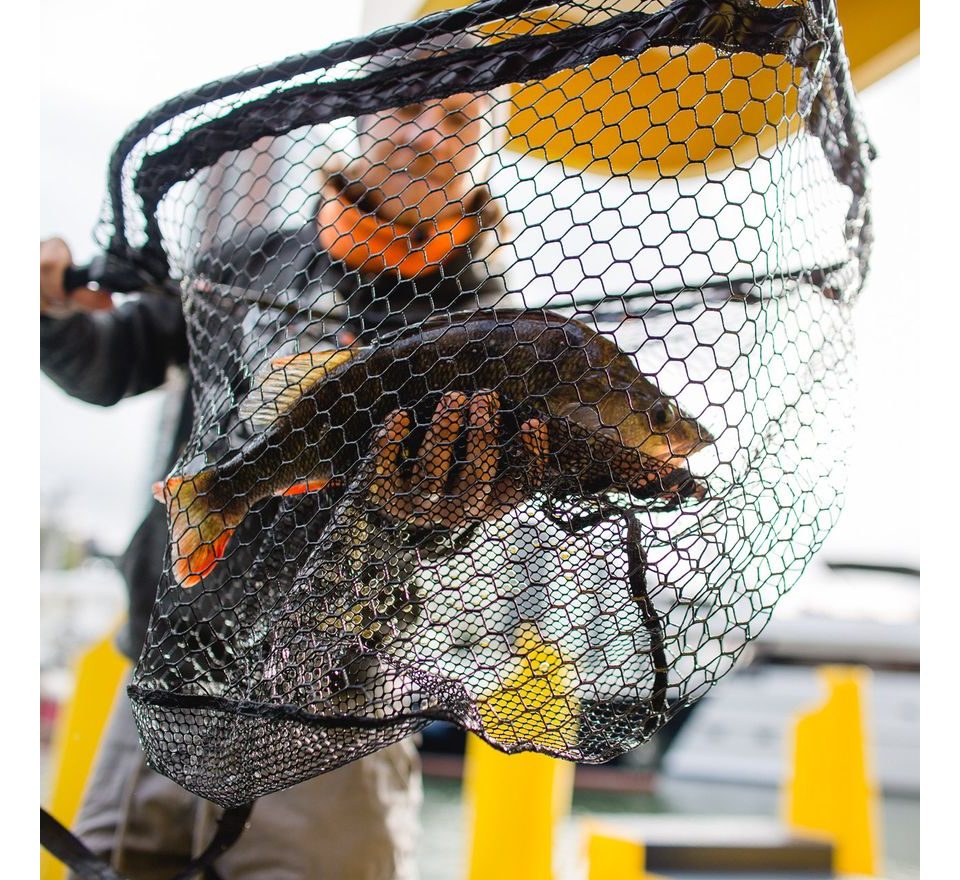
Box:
[85,0,873,807]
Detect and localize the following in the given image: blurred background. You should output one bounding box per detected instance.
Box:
[39,2,920,878]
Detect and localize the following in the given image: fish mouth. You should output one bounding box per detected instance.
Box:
[673,417,716,458]
[648,424,714,464]
[673,472,709,504]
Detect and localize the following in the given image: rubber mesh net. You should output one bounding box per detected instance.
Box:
[96,0,873,807]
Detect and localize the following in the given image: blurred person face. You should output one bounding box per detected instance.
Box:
[351,91,497,227]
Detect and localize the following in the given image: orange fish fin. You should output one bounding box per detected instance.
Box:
[171,526,236,589]
[211,527,235,561]
[160,468,231,589]
[153,475,183,503]
[279,479,331,497]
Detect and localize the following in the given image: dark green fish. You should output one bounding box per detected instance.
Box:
[155,309,713,587]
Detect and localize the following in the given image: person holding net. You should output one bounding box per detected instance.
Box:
[39,64,531,879]
[39,1,878,876]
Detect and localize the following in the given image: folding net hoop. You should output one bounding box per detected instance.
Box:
[94,0,873,807]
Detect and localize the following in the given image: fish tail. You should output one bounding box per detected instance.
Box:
[152,472,335,587]
[153,470,240,589]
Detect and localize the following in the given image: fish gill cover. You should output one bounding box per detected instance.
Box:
[97,0,872,807]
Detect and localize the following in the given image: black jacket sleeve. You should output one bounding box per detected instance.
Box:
[39,293,189,406]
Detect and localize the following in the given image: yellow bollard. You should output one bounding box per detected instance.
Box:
[41,631,131,880]
[463,735,575,880]
[583,821,648,880]
[783,665,882,877]
[464,624,578,879]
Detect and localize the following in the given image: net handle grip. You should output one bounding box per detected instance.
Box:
[62,254,161,295]
[62,264,91,293]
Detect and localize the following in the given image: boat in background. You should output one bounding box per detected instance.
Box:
[655,560,920,796]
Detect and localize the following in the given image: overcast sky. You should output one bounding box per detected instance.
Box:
[39,2,365,550]
[38,4,922,567]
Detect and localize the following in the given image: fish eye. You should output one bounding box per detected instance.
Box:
[650,399,672,428]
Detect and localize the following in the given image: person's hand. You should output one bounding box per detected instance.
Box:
[40,238,113,317]
[368,390,549,529]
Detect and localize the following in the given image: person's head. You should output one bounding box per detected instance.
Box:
[350,89,499,227]
[318,35,508,279]
[341,30,507,228]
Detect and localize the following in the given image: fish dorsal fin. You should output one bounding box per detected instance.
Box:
[429,308,572,330]
[377,308,573,344]
[239,349,355,427]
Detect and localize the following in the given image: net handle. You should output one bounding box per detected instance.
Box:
[62,255,177,298]
[107,0,825,284]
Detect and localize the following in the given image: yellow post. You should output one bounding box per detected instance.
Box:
[41,633,131,880]
[463,734,575,880]
[583,821,648,880]
[783,665,882,877]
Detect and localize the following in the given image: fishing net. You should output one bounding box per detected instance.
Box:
[94,0,872,807]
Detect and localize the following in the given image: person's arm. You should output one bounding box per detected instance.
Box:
[40,238,189,406]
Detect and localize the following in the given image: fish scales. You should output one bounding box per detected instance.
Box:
[271,312,704,477]
[158,310,712,588]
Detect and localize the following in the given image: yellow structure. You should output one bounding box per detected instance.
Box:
[475,624,580,751]
[41,633,131,880]
[837,0,920,89]
[504,37,802,179]
[465,626,577,878]
[784,665,882,877]
[584,822,651,880]
[463,734,575,880]
[415,0,919,178]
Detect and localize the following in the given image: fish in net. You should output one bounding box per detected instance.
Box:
[79,0,872,807]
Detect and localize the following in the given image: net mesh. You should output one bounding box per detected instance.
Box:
[95,0,872,807]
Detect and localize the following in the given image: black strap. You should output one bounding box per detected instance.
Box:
[171,803,255,880]
[40,802,256,880]
[40,808,126,880]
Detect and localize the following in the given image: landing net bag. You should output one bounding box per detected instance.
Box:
[96,0,872,807]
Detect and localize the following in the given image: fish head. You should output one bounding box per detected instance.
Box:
[642,396,715,463]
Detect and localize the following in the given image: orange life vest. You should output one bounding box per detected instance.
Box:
[317,181,482,280]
